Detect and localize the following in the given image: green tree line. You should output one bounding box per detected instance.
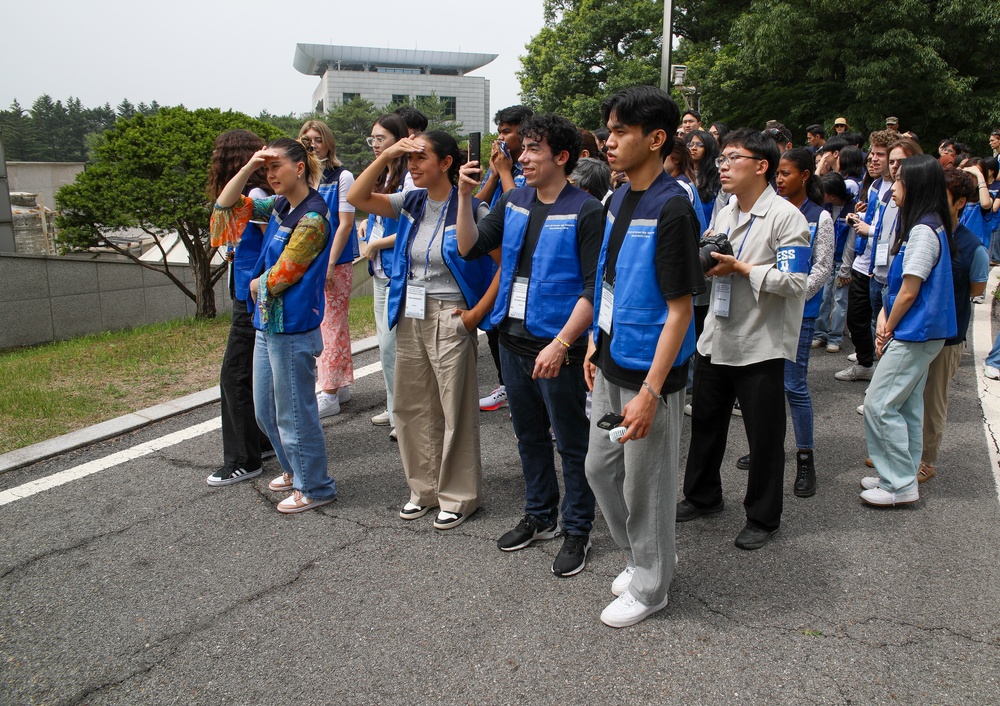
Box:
[519,0,1000,150]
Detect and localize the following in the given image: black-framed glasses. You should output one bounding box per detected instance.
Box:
[716,154,763,168]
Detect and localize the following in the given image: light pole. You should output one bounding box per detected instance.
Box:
[659,0,674,91]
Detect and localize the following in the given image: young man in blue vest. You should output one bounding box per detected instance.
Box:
[679,128,811,550]
[584,86,705,627]
[476,104,534,413]
[456,113,603,577]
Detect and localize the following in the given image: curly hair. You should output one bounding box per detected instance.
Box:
[518,113,583,175]
[206,129,268,200]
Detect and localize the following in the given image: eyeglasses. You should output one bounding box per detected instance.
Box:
[688,142,704,149]
[715,154,764,168]
[366,135,388,147]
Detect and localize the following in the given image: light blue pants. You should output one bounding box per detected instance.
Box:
[863,338,944,492]
[373,275,396,423]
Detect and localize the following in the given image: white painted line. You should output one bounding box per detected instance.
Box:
[972,266,1000,502]
[0,419,221,507]
[0,354,390,507]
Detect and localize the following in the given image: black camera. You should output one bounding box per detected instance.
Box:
[699,233,734,272]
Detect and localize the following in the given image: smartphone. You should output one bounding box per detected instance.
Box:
[468,132,481,165]
[596,412,625,430]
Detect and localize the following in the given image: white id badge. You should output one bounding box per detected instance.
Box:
[509,277,529,320]
[713,276,732,318]
[875,241,890,267]
[405,284,426,320]
[370,219,385,241]
[598,282,614,335]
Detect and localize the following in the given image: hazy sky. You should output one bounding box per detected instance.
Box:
[1,0,544,123]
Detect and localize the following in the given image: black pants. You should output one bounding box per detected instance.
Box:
[683,355,786,531]
[486,328,504,385]
[846,271,875,367]
[220,300,269,470]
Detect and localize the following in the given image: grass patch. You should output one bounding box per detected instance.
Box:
[0,296,377,455]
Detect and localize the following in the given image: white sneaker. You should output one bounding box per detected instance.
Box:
[479,385,508,411]
[317,393,341,418]
[972,295,985,304]
[811,338,825,349]
[683,403,693,417]
[600,589,669,628]
[371,410,392,426]
[857,404,864,415]
[835,364,874,381]
[985,366,1000,380]
[847,352,858,363]
[611,566,635,597]
[337,387,351,403]
[860,485,918,506]
[826,343,841,353]
[860,476,879,490]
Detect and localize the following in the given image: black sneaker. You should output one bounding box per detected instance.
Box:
[552,534,591,577]
[497,514,558,551]
[794,450,816,497]
[206,466,262,486]
[736,454,751,470]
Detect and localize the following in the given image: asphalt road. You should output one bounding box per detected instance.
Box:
[2,330,999,705]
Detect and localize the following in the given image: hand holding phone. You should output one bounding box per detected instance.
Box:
[596,412,625,430]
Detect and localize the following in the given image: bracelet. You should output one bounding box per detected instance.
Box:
[555,336,571,348]
[642,381,663,400]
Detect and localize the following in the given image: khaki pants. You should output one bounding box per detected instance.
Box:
[921,343,963,465]
[394,299,482,514]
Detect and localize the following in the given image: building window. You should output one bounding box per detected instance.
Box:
[343,93,361,103]
[442,96,457,120]
[377,67,420,74]
[391,94,408,106]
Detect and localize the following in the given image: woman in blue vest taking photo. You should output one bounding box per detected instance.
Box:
[861,154,957,507]
[298,120,358,418]
[348,130,498,529]
[211,137,338,514]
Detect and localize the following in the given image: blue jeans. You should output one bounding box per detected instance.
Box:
[253,329,336,500]
[373,275,396,423]
[990,228,1000,263]
[500,343,595,535]
[864,338,943,492]
[869,277,885,340]
[986,329,1000,369]
[784,318,815,450]
[814,270,848,346]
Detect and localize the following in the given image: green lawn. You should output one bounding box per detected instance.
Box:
[0,295,375,455]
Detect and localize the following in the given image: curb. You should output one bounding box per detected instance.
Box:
[0,335,380,475]
[972,268,1000,501]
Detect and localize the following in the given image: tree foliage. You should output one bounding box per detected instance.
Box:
[519,0,1000,148]
[55,107,283,318]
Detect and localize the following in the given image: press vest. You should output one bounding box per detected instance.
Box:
[886,215,957,342]
[798,198,825,319]
[318,165,359,265]
[252,189,333,333]
[593,171,697,371]
[387,187,496,329]
[491,184,593,337]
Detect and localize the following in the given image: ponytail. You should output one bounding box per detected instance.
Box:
[268,137,322,188]
[417,130,464,186]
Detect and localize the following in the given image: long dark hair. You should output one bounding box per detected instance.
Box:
[837,146,865,179]
[685,129,720,202]
[894,154,953,256]
[780,147,823,206]
[207,129,268,200]
[372,113,409,195]
[416,130,464,186]
[666,139,697,183]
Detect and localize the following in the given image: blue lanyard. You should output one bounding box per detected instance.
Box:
[411,194,451,279]
[727,214,756,260]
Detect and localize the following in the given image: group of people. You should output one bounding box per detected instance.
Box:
[203,89,998,628]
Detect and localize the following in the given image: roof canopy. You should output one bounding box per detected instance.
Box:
[294,44,498,76]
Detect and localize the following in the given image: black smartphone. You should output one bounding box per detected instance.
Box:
[468,132,481,166]
[596,412,625,430]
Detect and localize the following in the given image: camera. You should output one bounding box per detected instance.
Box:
[699,233,734,272]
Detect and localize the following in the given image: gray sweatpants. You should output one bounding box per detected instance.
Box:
[585,370,680,606]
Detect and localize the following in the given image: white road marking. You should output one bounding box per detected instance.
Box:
[972,266,1000,501]
[1,355,390,507]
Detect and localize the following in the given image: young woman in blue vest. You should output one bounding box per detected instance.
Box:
[358,113,415,437]
[837,145,866,202]
[205,129,275,487]
[348,130,499,529]
[298,120,358,418]
[959,159,999,250]
[812,172,856,354]
[684,130,721,228]
[756,148,834,496]
[211,137,338,514]
[861,154,957,507]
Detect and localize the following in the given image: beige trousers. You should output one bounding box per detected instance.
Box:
[921,343,963,465]
[393,298,482,514]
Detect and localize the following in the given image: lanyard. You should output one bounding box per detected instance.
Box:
[727,214,756,260]
[409,195,451,279]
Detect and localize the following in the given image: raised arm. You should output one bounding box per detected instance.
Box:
[348,138,424,218]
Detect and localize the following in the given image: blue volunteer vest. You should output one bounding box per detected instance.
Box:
[886,214,957,342]
[592,171,696,371]
[827,195,856,262]
[491,184,594,337]
[252,188,333,333]
[318,165,359,265]
[386,187,496,329]
[798,198,825,319]
[947,224,984,346]
[231,217,271,303]
[856,177,884,258]
[868,187,897,275]
[959,202,995,249]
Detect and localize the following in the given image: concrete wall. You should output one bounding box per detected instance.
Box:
[7,162,85,212]
[0,252,374,350]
